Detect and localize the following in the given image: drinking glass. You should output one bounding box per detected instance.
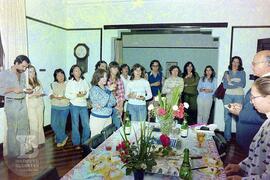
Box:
[196,132,205,148]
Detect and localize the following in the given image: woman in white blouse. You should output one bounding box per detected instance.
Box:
[126,64,152,121]
[162,65,184,102]
[65,65,90,150]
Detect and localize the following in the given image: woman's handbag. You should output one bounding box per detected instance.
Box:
[214,82,226,99]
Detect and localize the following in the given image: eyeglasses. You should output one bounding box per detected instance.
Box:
[252,61,266,66]
[152,65,159,67]
[250,94,264,101]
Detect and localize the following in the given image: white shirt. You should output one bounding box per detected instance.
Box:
[65,78,90,107]
[120,74,130,95]
[125,78,152,105]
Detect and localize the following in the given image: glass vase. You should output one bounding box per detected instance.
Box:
[159,118,174,135]
[134,169,145,180]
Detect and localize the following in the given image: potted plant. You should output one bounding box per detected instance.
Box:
[117,122,157,180]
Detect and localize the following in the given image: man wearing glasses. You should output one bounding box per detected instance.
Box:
[228,50,270,153]
[0,55,32,158]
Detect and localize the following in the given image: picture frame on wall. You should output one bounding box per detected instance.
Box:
[166,61,178,78]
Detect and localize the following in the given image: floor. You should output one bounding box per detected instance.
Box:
[0,130,247,180]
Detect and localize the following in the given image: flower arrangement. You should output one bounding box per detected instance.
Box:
[148,87,189,135]
[117,122,157,175]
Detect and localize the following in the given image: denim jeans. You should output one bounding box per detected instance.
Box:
[127,103,147,121]
[70,105,90,145]
[223,94,244,141]
[112,108,121,129]
[51,106,69,143]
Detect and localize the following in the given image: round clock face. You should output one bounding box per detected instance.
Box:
[75,45,88,59]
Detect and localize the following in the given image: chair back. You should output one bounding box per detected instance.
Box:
[33,166,59,180]
[101,124,116,139]
[89,133,105,149]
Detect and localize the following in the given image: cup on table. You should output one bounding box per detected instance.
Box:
[196,132,205,148]
[105,145,112,151]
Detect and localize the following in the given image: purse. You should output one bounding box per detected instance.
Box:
[214,82,226,99]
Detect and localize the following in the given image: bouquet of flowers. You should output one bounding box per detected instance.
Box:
[148,87,189,135]
[117,122,157,176]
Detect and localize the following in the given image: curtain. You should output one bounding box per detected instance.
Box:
[0,0,28,69]
[114,39,123,64]
[0,33,4,70]
[0,0,28,156]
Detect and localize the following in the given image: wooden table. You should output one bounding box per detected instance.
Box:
[61,122,226,180]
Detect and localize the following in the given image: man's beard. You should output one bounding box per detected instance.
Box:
[16,69,24,73]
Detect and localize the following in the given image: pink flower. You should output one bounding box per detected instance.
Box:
[157,108,166,116]
[174,103,185,119]
[160,134,171,147]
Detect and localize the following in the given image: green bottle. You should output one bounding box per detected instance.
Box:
[181,119,188,138]
[179,148,192,180]
[124,111,131,135]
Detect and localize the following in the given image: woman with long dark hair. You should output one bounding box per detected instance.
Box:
[223,56,246,142]
[182,61,200,124]
[107,61,125,129]
[197,65,217,124]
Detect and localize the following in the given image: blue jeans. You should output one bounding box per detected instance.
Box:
[223,94,244,141]
[51,106,69,143]
[127,103,147,121]
[70,105,90,145]
[112,108,121,129]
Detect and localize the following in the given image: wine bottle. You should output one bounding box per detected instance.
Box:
[124,111,131,135]
[179,148,192,180]
[181,119,188,138]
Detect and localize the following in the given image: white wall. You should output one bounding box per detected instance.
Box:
[26,0,66,27]
[65,0,270,28]
[27,19,67,126]
[66,30,102,83]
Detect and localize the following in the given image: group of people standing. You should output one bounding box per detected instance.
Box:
[149,60,217,125]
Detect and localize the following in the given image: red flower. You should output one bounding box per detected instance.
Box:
[157,108,166,116]
[174,104,184,119]
[116,141,129,151]
[160,134,171,147]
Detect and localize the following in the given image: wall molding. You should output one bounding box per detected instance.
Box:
[104,22,228,30]
[26,16,103,60]
[123,46,218,49]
